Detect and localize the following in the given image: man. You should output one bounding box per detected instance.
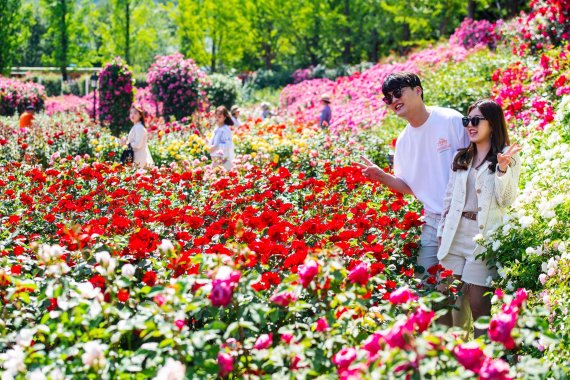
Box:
[356,72,470,275]
[319,94,332,129]
[19,105,35,128]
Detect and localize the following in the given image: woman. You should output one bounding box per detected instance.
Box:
[230,105,242,128]
[437,99,521,337]
[127,104,154,167]
[209,106,235,171]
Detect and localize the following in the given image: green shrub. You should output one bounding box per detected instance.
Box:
[422,50,511,113]
[252,69,293,89]
[206,73,241,109]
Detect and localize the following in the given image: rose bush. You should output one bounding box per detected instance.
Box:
[98,57,135,137]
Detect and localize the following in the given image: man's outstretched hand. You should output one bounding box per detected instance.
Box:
[354,156,387,182]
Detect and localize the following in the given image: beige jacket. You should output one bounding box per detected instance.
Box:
[437,149,521,261]
[128,122,154,167]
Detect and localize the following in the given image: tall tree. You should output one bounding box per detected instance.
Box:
[0,0,22,73]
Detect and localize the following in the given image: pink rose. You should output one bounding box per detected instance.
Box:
[478,357,512,380]
[389,286,419,305]
[315,317,329,332]
[332,347,357,369]
[298,259,318,288]
[488,312,517,350]
[454,342,486,373]
[281,333,294,344]
[270,291,297,307]
[384,320,413,350]
[210,280,234,307]
[253,333,273,350]
[347,262,370,285]
[410,307,435,333]
[217,352,233,377]
[362,333,382,355]
[174,319,185,330]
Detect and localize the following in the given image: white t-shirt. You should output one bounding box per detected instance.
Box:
[393,106,470,215]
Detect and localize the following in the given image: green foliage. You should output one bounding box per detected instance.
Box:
[206,73,241,109]
[422,49,510,113]
[0,0,21,74]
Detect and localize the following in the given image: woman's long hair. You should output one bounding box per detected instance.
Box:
[452,99,510,172]
[216,106,234,126]
[131,104,146,127]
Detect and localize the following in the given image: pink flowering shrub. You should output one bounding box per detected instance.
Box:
[450,18,502,50]
[98,57,134,137]
[45,95,89,116]
[0,77,46,116]
[147,53,210,120]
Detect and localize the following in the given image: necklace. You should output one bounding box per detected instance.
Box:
[473,155,487,170]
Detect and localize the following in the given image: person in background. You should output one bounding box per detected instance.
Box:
[127,104,154,167]
[319,94,332,129]
[261,102,273,120]
[230,105,243,128]
[209,106,235,171]
[19,105,35,129]
[437,99,521,337]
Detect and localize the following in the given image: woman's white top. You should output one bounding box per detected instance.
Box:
[210,124,234,170]
[127,122,154,167]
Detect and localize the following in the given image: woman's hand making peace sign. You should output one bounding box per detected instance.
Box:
[497,142,522,173]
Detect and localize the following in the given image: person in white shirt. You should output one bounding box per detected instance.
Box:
[127,104,154,167]
[355,72,470,274]
[230,105,243,128]
[209,106,235,171]
[437,99,521,336]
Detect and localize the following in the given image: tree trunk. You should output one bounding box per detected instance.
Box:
[60,0,68,81]
[370,28,379,62]
[125,0,130,64]
[467,0,476,19]
[342,0,351,64]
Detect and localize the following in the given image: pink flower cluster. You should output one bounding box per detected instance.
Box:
[450,18,502,50]
[455,342,512,380]
[280,42,475,133]
[97,57,134,135]
[209,267,241,307]
[45,95,89,116]
[0,77,46,116]
[147,53,210,120]
[488,288,528,350]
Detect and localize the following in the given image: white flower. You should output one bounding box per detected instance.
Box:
[95,251,111,266]
[506,281,515,292]
[539,273,548,285]
[16,328,34,347]
[492,240,501,252]
[122,264,136,278]
[519,216,535,228]
[158,239,174,253]
[472,234,484,242]
[154,359,186,380]
[76,282,101,299]
[37,244,65,263]
[27,369,46,380]
[0,346,26,376]
[82,341,106,369]
[559,242,567,254]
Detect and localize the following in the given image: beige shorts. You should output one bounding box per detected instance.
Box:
[440,218,497,287]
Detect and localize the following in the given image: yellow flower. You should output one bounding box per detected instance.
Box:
[273,154,279,163]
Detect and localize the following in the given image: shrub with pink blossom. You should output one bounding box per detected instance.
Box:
[98,57,134,137]
[450,18,502,50]
[0,77,46,116]
[147,53,210,120]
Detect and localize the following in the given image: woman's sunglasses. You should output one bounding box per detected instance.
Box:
[462,116,487,127]
[382,87,406,105]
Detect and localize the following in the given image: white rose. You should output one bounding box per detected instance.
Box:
[122,264,136,278]
[28,369,46,380]
[76,282,101,299]
[95,251,111,267]
[0,346,26,376]
[158,239,174,253]
[81,341,106,369]
[539,273,548,285]
[154,359,186,380]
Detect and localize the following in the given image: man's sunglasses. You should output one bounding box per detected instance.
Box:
[462,116,487,127]
[382,87,407,105]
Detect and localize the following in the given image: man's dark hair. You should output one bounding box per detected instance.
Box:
[382,72,424,100]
